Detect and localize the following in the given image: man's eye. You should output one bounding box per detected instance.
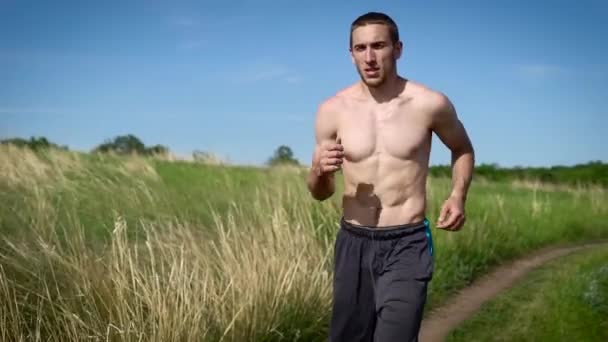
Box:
[355,46,366,52]
[371,43,386,49]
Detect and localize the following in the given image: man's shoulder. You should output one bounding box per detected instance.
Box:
[407,80,453,113]
[317,84,358,113]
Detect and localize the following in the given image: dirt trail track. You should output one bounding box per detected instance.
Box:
[419,240,608,342]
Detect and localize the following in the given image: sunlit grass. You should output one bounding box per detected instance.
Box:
[447,246,608,342]
[0,146,606,341]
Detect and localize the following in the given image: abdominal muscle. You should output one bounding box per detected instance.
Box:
[341,153,429,228]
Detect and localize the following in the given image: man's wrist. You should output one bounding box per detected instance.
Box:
[314,165,323,177]
[310,160,321,177]
[310,163,334,181]
[449,190,467,201]
[310,162,327,179]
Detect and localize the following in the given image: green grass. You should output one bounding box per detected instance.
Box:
[447,246,608,342]
[0,145,607,341]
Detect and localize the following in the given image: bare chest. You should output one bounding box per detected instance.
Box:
[337,102,431,162]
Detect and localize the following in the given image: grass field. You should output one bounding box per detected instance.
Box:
[1,145,607,341]
[447,245,608,341]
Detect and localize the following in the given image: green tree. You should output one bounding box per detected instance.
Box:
[267,145,299,166]
[0,136,68,150]
[93,134,169,156]
[94,134,146,155]
[145,144,169,155]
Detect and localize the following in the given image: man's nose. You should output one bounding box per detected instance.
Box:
[364,48,376,63]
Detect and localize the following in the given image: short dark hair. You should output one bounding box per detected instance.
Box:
[350,12,400,49]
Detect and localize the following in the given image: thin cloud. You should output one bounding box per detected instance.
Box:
[282,114,311,122]
[514,64,608,81]
[251,114,312,123]
[168,15,199,28]
[286,76,302,84]
[0,108,70,115]
[222,112,313,123]
[578,65,608,80]
[241,65,289,82]
[177,39,207,50]
[229,64,302,84]
[515,64,566,78]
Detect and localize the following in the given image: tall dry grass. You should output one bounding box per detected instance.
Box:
[1,146,336,341]
[0,197,333,341]
[0,144,83,188]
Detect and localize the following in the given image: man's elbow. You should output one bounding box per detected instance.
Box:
[453,139,475,158]
[451,142,475,167]
[308,187,334,201]
[306,172,335,201]
[318,192,334,201]
[307,182,334,201]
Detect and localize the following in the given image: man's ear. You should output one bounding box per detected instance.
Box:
[394,41,403,59]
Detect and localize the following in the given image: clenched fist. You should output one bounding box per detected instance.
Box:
[436,195,466,231]
[313,138,344,176]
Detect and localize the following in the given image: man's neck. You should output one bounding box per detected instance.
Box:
[359,75,405,103]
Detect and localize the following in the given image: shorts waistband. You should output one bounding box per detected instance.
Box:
[340,217,429,240]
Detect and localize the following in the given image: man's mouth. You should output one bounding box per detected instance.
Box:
[364,68,380,76]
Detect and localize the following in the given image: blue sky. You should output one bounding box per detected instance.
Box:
[1,0,606,167]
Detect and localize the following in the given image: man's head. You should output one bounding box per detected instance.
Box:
[349,12,403,88]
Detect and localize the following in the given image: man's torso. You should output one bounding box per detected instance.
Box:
[329,80,439,227]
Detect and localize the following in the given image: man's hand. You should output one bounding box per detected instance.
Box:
[436,195,466,231]
[313,138,344,176]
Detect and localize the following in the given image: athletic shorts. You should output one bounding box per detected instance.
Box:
[328,217,435,342]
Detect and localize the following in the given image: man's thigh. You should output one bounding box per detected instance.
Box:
[373,227,434,342]
[329,229,376,342]
[374,276,428,342]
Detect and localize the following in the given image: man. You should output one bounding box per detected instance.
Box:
[306,12,475,342]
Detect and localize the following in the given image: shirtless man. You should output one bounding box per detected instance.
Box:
[306,12,475,342]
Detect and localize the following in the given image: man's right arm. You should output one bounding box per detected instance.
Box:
[307,161,336,201]
[307,100,342,201]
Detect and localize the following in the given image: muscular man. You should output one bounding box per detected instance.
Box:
[306,12,475,342]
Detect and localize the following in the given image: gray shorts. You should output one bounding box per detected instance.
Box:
[329,217,435,342]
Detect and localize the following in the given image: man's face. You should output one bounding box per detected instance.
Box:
[350,24,402,88]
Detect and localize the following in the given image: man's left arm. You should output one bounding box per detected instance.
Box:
[430,94,475,231]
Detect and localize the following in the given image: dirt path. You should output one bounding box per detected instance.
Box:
[419,240,608,342]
